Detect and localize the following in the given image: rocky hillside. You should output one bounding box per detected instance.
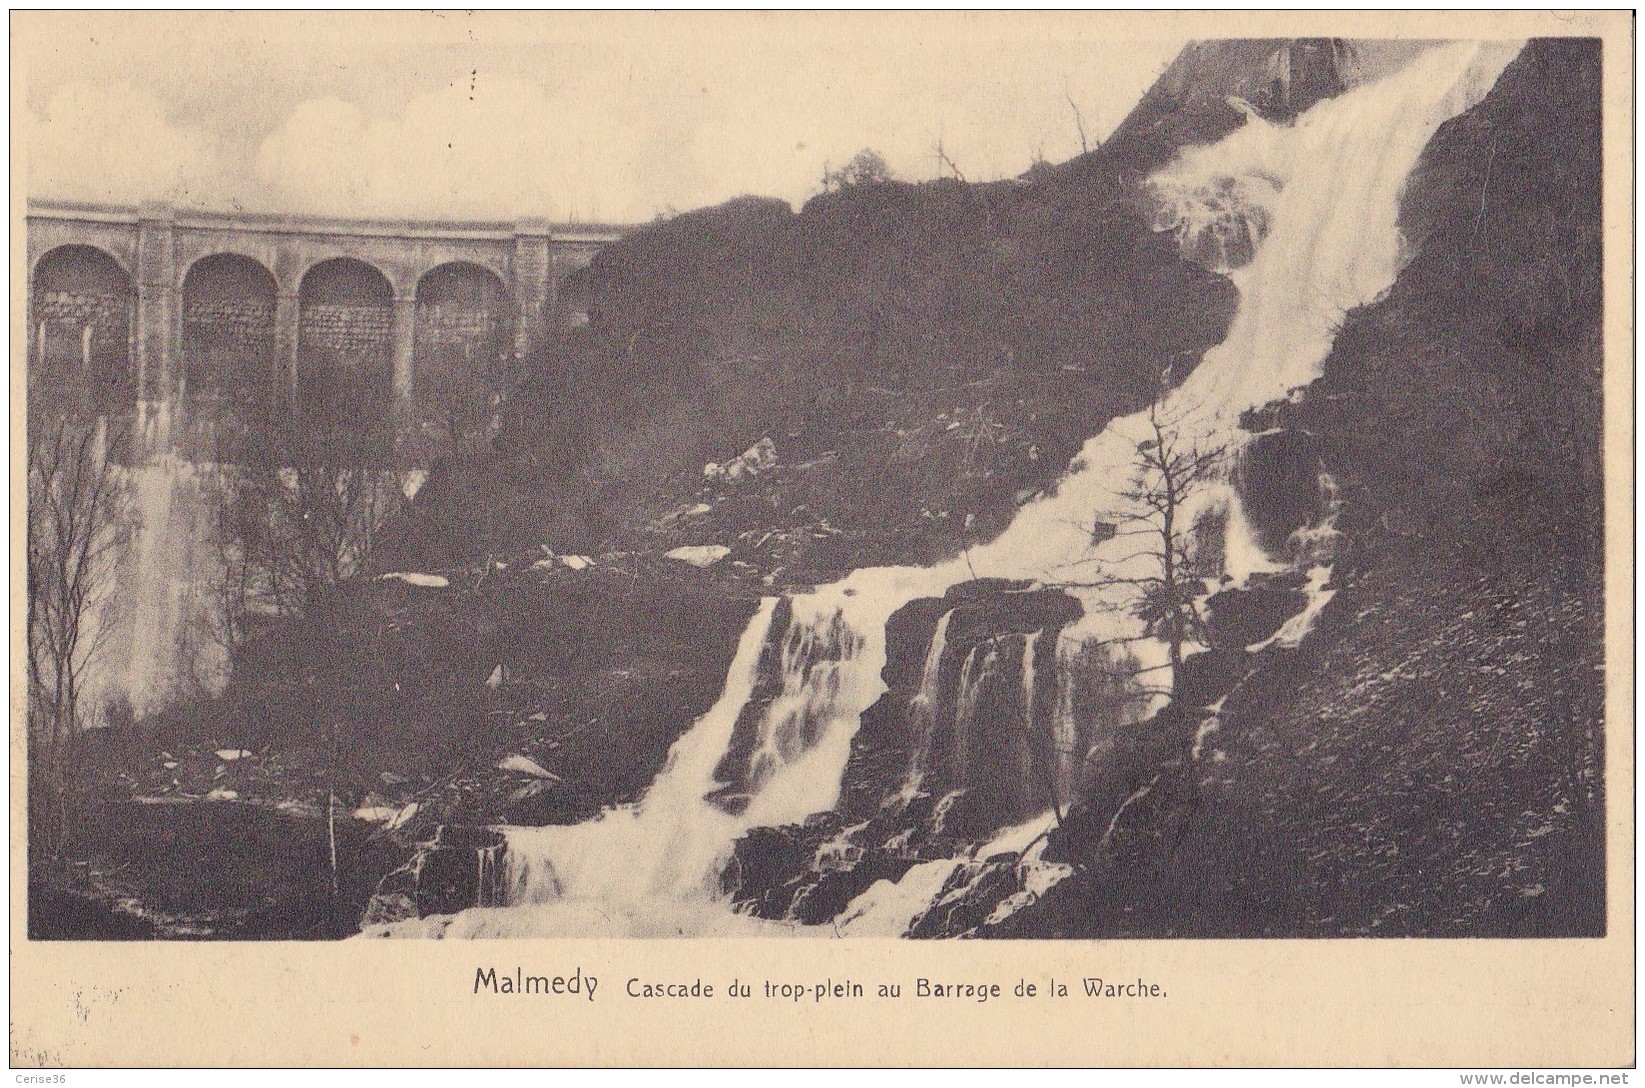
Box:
[390,43,1383,578]
[687,38,1605,942]
[948,37,1605,938]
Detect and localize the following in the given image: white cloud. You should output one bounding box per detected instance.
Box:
[31,39,1183,223]
[254,75,662,222]
[28,82,227,205]
[250,42,1180,224]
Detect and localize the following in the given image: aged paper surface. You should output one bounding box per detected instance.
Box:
[10,9,1634,1068]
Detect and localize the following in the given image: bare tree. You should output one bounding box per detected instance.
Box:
[1066,400,1228,699]
[408,335,510,468]
[215,415,408,895]
[1064,88,1091,156]
[221,419,404,630]
[26,411,132,862]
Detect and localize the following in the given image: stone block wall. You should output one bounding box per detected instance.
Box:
[414,302,508,421]
[34,290,133,355]
[185,296,275,339]
[180,296,277,458]
[184,298,276,391]
[299,302,393,367]
[415,303,501,352]
[296,302,394,422]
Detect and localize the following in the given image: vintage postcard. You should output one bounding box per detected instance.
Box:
[9,9,1634,1069]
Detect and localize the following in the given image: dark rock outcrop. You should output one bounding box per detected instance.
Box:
[1103,39,1357,174]
[414,825,507,918]
[847,581,1082,832]
[1204,580,1309,649]
[723,579,1085,926]
[1236,428,1329,552]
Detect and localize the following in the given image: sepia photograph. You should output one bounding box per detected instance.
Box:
[10,8,1633,1070]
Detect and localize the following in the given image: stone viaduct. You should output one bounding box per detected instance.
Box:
[26,199,630,428]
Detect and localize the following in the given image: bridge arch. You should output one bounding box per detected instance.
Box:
[181,254,279,399]
[29,239,132,283]
[180,254,280,457]
[414,255,509,296]
[297,257,395,424]
[29,244,136,413]
[412,261,511,439]
[415,259,506,302]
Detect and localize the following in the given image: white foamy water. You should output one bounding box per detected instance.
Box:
[75,402,431,724]
[899,607,957,799]
[384,591,898,938]
[1019,629,1041,786]
[832,811,1064,938]
[379,41,1521,939]
[76,405,233,721]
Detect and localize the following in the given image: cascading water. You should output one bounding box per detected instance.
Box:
[377,40,1521,939]
[1251,468,1345,652]
[741,608,866,799]
[1051,656,1079,803]
[949,640,998,782]
[1019,630,1041,788]
[914,629,1046,825]
[385,589,901,936]
[74,403,235,722]
[71,396,438,726]
[900,607,957,799]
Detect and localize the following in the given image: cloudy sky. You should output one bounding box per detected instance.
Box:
[20,12,1182,224]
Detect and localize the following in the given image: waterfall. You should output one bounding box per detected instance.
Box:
[414,588,897,935]
[742,607,865,799]
[950,641,997,783]
[377,40,1521,939]
[901,607,958,799]
[498,596,783,909]
[1052,648,1080,806]
[74,403,235,722]
[1289,468,1344,566]
[71,395,439,725]
[124,449,187,710]
[1019,630,1041,796]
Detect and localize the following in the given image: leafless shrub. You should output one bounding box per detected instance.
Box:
[219,419,405,633]
[26,410,134,863]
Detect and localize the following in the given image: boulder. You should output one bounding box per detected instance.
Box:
[1178,648,1254,708]
[379,572,450,589]
[907,860,1021,938]
[496,753,558,779]
[722,824,819,918]
[705,437,778,482]
[1236,429,1328,550]
[1205,584,1309,648]
[790,851,919,925]
[664,544,731,568]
